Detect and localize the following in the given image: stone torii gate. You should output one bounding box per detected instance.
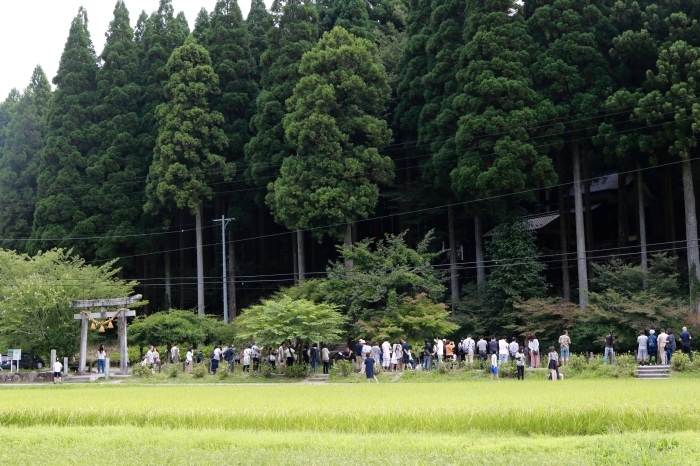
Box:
[72,295,141,375]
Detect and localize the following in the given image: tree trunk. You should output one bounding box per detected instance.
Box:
[583,153,594,264]
[292,232,298,285]
[344,223,355,269]
[664,165,676,251]
[164,245,171,309]
[637,167,648,284]
[618,172,629,249]
[227,233,236,320]
[297,229,306,282]
[196,202,205,317]
[474,210,485,296]
[448,203,459,315]
[557,151,570,301]
[572,141,588,309]
[681,154,700,312]
[179,210,185,309]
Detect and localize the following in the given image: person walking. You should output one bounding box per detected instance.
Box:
[558,330,571,365]
[547,346,559,381]
[666,329,676,364]
[604,331,615,364]
[96,345,106,374]
[637,330,648,364]
[648,330,658,365]
[657,329,668,365]
[490,352,499,381]
[528,334,541,368]
[680,326,693,361]
[364,353,378,383]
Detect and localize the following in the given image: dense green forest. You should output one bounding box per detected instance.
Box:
[1,0,700,345]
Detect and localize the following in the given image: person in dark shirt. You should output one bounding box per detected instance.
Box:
[310,343,319,373]
[401,339,410,367]
[648,330,658,365]
[364,356,378,383]
[422,339,433,371]
[488,336,498,356]
[604,331,615,364]
[355,341,364,372]
[666,329,677,363]
[680,326,693,361]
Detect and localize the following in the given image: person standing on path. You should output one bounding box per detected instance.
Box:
[490,353,499,381]
[211,345,221,374]
[185,347,193,373]
[515,347,525,380]
[498,336,509,365]
[364,354,378,383]
[170,344,180,365]
[464,335,475,368]
[637,331,649,364]
[666,329,676,364]
[508,338,519,362]
[53,358,63,384]
[381,339,392,373]
[321,344,330,374]
[604,331,615,364]
[355,340,364,372]
[648,330,658,365]
[680,326,693,361]
[96,345,106,374]
[423,339,433,371]
[558,330,571,365]
[401,339,411,368]
[476,336,487,363]
[528,334,541,368]
[548,346,559,381]
[657,329,668,365]
[310,343,319,374]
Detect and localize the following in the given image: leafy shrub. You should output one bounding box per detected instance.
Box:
[498,363,518,379]
[217,366,230,380]
[284,363,308,379]
[132,363,152,378]
[251,363,274,378]
[167,364,179,379]
[671,352,693,372]
[193,364,207,379]
[331,360,352,377]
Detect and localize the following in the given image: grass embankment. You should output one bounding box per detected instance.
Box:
[0,380,698,464]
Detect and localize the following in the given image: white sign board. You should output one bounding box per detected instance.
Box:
[8,349,20,372]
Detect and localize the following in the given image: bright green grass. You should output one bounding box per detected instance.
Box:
[0,380,698,464]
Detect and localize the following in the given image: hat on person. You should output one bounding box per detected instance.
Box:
[649,329,655,335]
[359,339,365,344]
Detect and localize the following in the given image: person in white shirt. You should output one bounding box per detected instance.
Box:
[381,340,392,372]
[362,342,372,373]
[185,347,193,373]
[435,337,444,366]
[528,335,541,368]
[243,345,252,372]
[321,344,330,374]
[657,330,668,365]
[278,344,286,374]
[508,338,519,361]
[637,331,649,363]
[53,358,63,384]
[170,344,180,364]
[498,336,509,365]
[464,335,475,367]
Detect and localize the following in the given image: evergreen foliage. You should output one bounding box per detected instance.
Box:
[267,26,394,239]
[31,8,98,256]
[0,67,50,249]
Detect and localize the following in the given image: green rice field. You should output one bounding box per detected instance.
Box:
[0,379,698,464]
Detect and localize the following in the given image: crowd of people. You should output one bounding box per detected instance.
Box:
[135,326,692,379]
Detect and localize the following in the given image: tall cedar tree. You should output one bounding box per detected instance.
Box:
[527,0,614,308]
[202,0,258,169]
[419,0,466,307]
[317,0,374,39]
[247,0,274,71]
[193,8,211,43]
[0,67,50,250]
[88,0,144,261]
[245,0,319,188]
[145,34,232,316]
[267,26,394,242]
[136,0,189,190]
[31,8,98,256]
[452,0,556,288]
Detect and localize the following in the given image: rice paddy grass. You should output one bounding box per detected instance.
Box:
[0,379,697,464]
